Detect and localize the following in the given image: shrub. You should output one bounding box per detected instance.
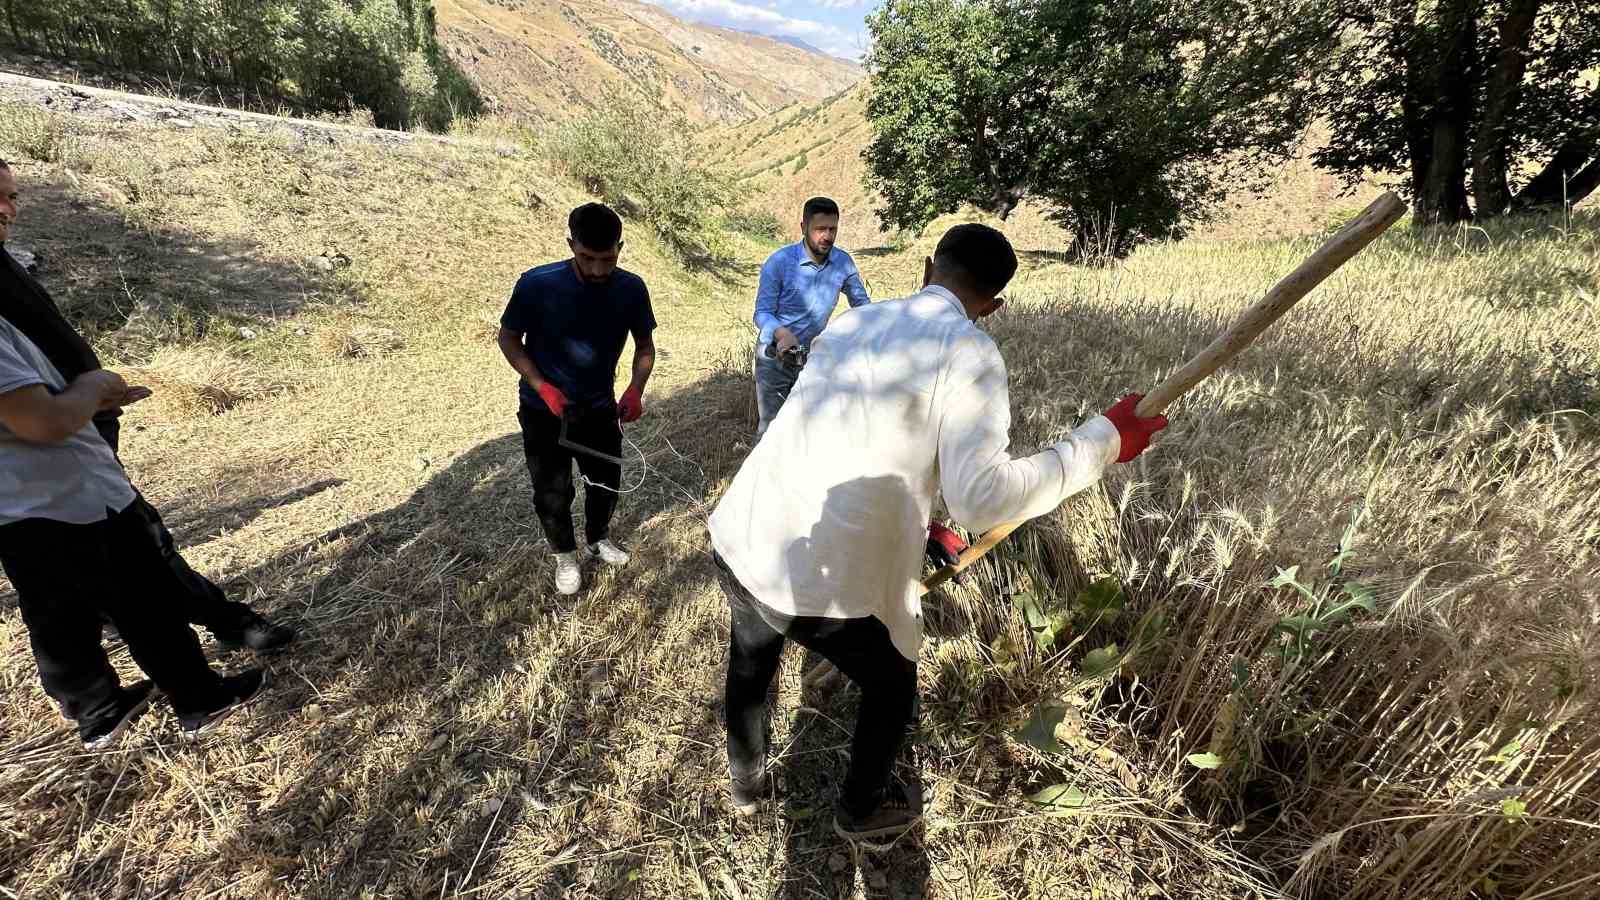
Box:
[723,207,783,241]
[542,88,745,265]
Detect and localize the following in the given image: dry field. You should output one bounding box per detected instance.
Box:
[1,91,1597,900]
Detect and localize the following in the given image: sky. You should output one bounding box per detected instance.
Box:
[641,0,881,62]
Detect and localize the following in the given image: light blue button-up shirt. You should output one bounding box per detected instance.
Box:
[752,242,871,347]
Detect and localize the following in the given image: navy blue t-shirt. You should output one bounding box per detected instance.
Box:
[500,260,656,413]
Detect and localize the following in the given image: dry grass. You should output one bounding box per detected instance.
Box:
[1,83,1597,899]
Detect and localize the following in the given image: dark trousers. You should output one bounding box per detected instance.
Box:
[517,402,622,553]
[95,416,255,636]
[714,552,917,818]
[0,505,227,721]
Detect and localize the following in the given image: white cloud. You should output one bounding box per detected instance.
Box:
[643,0,864,58]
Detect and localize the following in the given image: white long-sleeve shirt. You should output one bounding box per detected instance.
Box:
[708,285,1121,660]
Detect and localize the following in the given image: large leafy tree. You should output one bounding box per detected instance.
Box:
[862,0,1333,259]
[1315,0,1600,225]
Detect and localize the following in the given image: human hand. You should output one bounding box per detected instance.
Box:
[536,381,568,418]
[773,326,799,355]
[618,385,644,423]
[1102,394,1169,463]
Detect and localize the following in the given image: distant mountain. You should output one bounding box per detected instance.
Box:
[435,0,864,125]
[738,31,852,63]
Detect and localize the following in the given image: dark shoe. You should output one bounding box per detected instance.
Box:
[730,760,771,816]
[833,779,924,840]
[81,681,156,751]
[213,614,296,652]
[178,669,267,739]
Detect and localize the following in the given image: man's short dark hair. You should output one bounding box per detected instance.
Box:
[933,224,1018,296]
[802,196,839,224]
[569,202,623,250]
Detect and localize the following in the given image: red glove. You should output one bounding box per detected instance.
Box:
[1103,394,1169,462]
[618,385,644,423]
[536,382,568,418]
[926,521,967,571]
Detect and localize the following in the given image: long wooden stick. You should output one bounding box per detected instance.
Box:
[802,191,1407,691]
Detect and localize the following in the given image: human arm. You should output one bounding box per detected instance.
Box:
[498,278,568,415]
[936,340,1122,535]
[753,253,791,349]
[842,264,871,309]
[0,369,137,445]
[618,330,655,423]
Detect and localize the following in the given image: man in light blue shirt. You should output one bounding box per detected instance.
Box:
[752,196,871,439]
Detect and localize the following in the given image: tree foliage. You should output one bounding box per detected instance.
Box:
[0,0,481,131]
[543,88,746,266]
[1314,0,1599,226]
[862,0,1333,259]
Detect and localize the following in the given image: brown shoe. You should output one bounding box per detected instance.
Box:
[833,779,923,840]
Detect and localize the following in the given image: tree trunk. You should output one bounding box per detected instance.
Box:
[1471,0,1540,218]
[1512,140,1600,211]
[1414,0,1480,226]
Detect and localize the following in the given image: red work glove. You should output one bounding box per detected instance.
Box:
[926,521,967,579]
[535,382,568,418]
[618,385,644,423]
[1103,393,1169,462]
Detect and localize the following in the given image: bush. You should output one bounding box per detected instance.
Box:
[724,207,784,240]
[0,104,83,166]
[543,88,745,265]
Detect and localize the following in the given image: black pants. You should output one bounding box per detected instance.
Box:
[715,552,917,818]
[517,402,622,553]
[0,505,228,721]
[94,416,255,636]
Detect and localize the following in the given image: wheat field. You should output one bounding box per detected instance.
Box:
[1,97,1597,900]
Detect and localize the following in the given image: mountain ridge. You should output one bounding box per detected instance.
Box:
[435,0,862,126]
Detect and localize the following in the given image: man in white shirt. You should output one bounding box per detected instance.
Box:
[706,223,1168,840]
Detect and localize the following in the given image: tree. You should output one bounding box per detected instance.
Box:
[862,0,1334,259]
[0,0,481,132]
[1314,0,1600,226]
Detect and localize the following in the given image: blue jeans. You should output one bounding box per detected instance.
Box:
[753,343,800,441]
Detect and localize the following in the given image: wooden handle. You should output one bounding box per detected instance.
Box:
[939,193,1407,575]
[1135,192,1406,417]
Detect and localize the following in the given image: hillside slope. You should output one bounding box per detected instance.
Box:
[435,0,862,125]
[708,82,1391,251]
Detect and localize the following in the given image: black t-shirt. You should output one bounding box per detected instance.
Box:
[0,244,101,382]
[500,260,655,413]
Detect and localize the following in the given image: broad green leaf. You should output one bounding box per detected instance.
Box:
[1268,566,1319,602]
[1081,644,1122,679]
[1340,582,1377,613]
[1500,797,1527,823]
[1267,565,1302,589]
[1077,577,1125,623]
[1186,752,1227,770]
[1028,784,1090,809]
[1015,703,1068,754]
[1230,656,1250,691]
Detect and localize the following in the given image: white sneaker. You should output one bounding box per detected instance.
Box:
[554,551,582,595]
[587,539,630,566]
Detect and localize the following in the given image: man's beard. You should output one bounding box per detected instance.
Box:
[805,237,832,261]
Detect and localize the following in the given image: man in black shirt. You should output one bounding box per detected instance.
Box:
[0,159,293,651]
[496,203,656,596]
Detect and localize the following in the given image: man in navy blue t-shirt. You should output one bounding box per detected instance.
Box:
[497,203,657,596]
